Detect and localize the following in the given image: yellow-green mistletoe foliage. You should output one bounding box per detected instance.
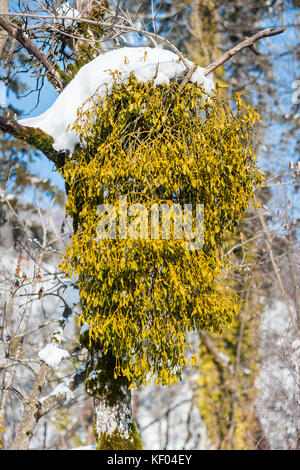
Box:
[0,419,5,449]
[59,75,263,387]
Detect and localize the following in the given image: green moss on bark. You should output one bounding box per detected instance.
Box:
[85,348,143,450]
[96,424,143,450]
[74,1,108,70]
[17,126,66,168]
[85,348,130,406]
[55,64,76,87]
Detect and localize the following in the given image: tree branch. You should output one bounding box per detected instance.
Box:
[36,366,86,419]
[199,330,233,374]
[254,197,299,331]
[203,27,286,76]
[0,115,65,168]
[11,363,49,450]
[0,0,9,57]
[0,15,64,91]
[0,13,287,80]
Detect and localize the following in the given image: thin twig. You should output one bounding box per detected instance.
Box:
[203,27,286,76]
[0,15,64,91]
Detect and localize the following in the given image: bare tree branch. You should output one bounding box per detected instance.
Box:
[203,27,286,76]
[37,366,87,419]
[0,14,64,91]
[0,0,9,57]
[0,114,33,136]
[0,10,287,85]
[0,115,65,167]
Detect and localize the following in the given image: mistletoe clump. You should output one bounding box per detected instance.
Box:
[59,75,263,387]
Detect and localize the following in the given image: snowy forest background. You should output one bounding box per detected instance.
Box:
[0,0,300,450]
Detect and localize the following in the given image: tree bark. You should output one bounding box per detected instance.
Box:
[11,363,49,450]
[85,348,143,450]
[0,0,9,57]
[0,115,66,167]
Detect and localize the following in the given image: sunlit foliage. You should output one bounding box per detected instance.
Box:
[59,75,263,387]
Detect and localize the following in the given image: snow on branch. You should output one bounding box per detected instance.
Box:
[36,366,87,419]
[18,47,215,154]
[0,115,66,167]
[0,4,286,163]
[0,10,287,80]
[38,343,70,369]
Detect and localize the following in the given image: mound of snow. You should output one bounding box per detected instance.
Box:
[38,343,70,368]
[19,47,214,154]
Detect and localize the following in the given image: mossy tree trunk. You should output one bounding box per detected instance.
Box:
[86,349,143,450]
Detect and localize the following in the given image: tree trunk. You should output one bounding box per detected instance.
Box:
[85,348,143,450]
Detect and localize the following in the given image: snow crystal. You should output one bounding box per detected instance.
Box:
[19,47,214,154]
[38,343,70,368]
